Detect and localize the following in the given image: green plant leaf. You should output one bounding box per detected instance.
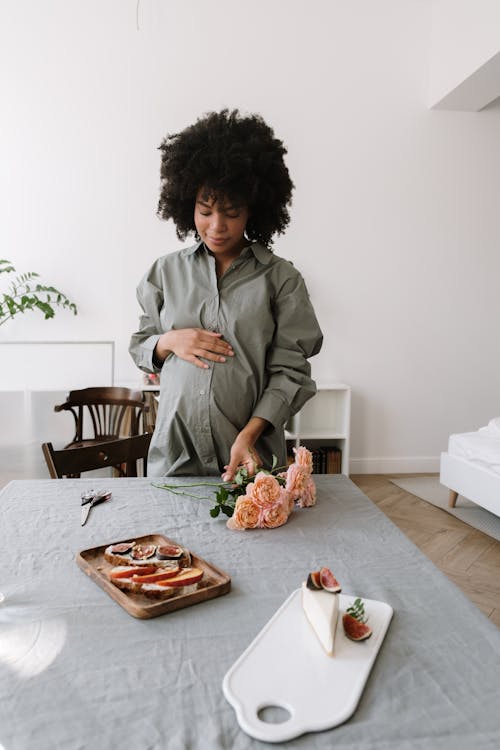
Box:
[0,260,15,274]
[0,262,78,326]
[217,486,229,502]
[6,297,17,314]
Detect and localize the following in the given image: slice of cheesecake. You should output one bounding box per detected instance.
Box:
[301,581,339,656]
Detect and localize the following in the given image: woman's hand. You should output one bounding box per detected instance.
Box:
[155,328,234,369]
[222,417,270,482]
[222,439,262,483]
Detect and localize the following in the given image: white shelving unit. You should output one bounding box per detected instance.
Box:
[285,382,351,476]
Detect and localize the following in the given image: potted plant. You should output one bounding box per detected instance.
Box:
[0,259,77,326]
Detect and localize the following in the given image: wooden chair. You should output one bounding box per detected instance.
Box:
[42,433,153,478]
[54,387,149,449]
[142,390,159,434]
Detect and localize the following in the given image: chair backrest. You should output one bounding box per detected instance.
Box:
[42,433,153,478]
[54,387,149,444]
[142,390,159,434]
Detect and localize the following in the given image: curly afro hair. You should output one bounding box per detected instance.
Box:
[157,109,294,247]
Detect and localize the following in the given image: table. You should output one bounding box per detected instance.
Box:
[1,476,500,749]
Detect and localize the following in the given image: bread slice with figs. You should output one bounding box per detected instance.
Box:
[104,541,191,569]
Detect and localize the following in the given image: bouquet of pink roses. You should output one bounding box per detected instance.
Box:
[155,446,316,531]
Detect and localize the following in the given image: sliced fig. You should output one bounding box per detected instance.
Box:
[306,571,322,590]
[130,544,156,560]
[342,613,372,641]
[319,567,342,593]
[156,544,183,560]
[110,541,135,554]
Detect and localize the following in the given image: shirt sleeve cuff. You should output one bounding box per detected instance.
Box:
[138,335,163,373]
[252,391,290,431]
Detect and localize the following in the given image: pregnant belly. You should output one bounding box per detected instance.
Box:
[159,354,261,430]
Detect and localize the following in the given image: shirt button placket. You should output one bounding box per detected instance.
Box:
[199,361,216,469]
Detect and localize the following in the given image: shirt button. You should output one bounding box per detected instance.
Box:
[199,389,205,395]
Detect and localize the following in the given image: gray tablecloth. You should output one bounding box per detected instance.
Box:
[1,476,499,749]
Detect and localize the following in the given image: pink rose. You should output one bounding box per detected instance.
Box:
[298,476,317,508]
[285,463,309,500]
[228,496,261,529]
[293,446,313,474]
[249,472,282,508]
[261,491,291,528]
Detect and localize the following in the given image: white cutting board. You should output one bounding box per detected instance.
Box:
[223,589,393,743]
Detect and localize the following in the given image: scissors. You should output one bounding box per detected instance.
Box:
[80,489,112,526]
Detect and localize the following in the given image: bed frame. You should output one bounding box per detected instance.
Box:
[440,452,500,518]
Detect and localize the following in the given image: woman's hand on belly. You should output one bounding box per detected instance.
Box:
[155,328,234,369]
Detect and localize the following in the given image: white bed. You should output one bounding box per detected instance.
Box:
[440,419,500,519]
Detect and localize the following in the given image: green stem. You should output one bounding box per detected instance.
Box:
[165,487,211,500]
[272,464,290,474]
[153,481,229,490]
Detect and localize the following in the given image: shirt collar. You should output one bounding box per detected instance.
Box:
[183,240,272,265]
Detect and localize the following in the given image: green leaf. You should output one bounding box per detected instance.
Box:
[34,300,55,319]
[217,486,229,502]
[210,506,220,518]
[6,298,17,314]
[346,597,368,623]
[0,260,15,274]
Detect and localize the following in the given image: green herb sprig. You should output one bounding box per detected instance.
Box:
[346,597,368,623]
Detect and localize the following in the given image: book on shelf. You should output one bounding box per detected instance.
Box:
[286,445,342,474]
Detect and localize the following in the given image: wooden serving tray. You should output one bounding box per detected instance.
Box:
[76,533,231,619]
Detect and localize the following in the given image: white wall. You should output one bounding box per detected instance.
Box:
[429,0,500,108]
[2,0,500,472]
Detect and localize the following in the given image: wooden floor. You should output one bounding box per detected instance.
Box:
[351,474,500,628]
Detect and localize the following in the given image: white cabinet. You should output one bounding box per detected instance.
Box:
[285,382,351,476]
[0,341,115,447]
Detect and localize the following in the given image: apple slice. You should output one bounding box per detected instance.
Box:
[109,565,157,580]
[157,567,203,587]
[132,566,180,584]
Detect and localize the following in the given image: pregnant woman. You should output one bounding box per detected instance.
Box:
[129,109,322,479]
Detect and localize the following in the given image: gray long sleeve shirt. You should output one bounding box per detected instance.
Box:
[129,241,323,476]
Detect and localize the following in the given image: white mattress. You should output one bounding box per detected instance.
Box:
[448,418,500,477]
